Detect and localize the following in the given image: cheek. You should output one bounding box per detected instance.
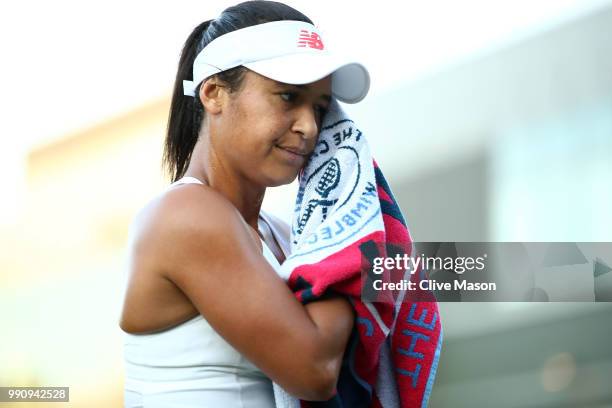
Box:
[243,107,290,148]
[219,116,284,168]
[222,95,293,165]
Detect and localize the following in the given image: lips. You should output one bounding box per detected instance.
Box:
[276,145,309,156]
[275,145,309,165]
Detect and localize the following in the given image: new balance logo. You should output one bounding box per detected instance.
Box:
[297,30,324,50]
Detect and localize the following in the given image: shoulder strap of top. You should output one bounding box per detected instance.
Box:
[260,239,282,270]
[259,210,291,258]
[170,176,204,187]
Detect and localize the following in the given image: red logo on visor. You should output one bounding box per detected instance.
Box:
[297,30,324,50]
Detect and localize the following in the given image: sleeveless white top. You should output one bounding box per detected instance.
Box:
[123,176,291,408]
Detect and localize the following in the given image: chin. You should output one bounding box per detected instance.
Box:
[266,170,299,187]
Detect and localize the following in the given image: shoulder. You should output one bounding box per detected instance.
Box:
[131,183,238,234]
[128,183,247,266]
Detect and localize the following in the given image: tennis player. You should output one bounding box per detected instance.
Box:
[120,1,370,406]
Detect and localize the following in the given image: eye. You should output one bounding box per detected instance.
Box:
[280,91,297,102]
[314,105,329,123]
[315,105,328,116]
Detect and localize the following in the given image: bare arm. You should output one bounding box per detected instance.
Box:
[133,185,354,401]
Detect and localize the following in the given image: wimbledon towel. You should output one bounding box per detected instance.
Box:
[272,99,443,408]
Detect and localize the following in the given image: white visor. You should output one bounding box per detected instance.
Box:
[183,20,370,104]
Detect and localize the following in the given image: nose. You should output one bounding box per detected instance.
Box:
[291,104,320,141]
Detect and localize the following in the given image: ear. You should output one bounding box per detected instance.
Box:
[199,78,227,115]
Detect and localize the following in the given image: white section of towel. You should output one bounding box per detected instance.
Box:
[272,98,383,406]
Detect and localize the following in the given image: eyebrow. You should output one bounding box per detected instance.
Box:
[286,83,332,104]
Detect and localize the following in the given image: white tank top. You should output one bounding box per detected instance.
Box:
[123,176,291,408]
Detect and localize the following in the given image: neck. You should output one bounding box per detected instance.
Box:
[183,136,265,231]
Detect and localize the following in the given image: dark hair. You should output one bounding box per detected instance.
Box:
[163,1,314,182]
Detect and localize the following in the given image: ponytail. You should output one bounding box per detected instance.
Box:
[163,20,213,182]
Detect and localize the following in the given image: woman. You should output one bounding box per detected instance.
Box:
[120,1,370,406]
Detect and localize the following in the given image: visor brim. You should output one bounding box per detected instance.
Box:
[243,53,370,104]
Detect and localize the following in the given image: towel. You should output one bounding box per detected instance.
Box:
[273,99,443,408]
